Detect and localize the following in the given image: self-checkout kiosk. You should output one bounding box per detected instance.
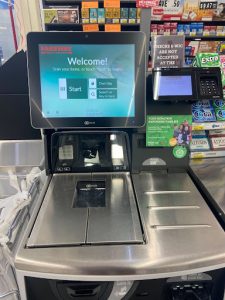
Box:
[15,32,225,300]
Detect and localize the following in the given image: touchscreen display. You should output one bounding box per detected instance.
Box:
[39,44,135,118]
[157,75,193,96]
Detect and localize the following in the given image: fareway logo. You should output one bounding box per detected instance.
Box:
[40,45,72,54]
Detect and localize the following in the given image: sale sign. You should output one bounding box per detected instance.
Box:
[136,0,160,8]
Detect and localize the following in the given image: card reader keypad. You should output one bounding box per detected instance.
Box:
[200,79,218,96]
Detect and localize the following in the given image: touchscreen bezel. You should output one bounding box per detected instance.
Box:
[27,32,146,129]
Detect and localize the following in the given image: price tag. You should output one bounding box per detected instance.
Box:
[82,1,98,8]
[104,0,120,8]
[83,24,99,31]
[136,0,159,8]
[199,1,217,9]
[193,125,204,130]
[105,24,121,32]
[192,153,205,159]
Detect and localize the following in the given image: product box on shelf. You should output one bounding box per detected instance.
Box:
[190,137,210,151]
[157,24,164,35]
[81,8,89,23]
[98,8,105,23]
[193,100,212,109]
[210,136,225,150]
[192,130,207,138]
[192,108,217,122]
[105,8,113,23]
[120,8,128,23]
[151,24,158,35]
[137,8,141,23]
[213,0,225,20]
[213,99,225,109]
[43,9,58,24]
[182,0,199,21]
[90,8,98,23]
[215,109,225,121]
[112,8,120,23]
[164,22,170,35]
[129,8,136,24]
[198,41,220,53]
[177,24,184,35]
[170,22,177,35]
[208,129,225,137]
[57,8,79,24]
[185,41,200,56]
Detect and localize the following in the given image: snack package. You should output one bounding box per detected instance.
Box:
[44,9,58,24]
[192,108,216,122]
[81,8,89,23]
[215,109,225,121]
[210,136,225,150]
[190,137,210,151]
[151,24,158,35]
[208,129,225,137]
[57,8,79,24]
[120,8,128,23]
[212,99,225,109]
[90,8,98,23]
[192,130,207,138]
[192,100,212,109]
[98,8,105,24]
[129,8,136,24]
[105,8,113,23]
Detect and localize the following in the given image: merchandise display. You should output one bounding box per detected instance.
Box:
[43,7,141,26]
[43,7,79,24]
[151,0,225,21]
[151,22,225,37]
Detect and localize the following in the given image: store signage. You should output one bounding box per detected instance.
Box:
[83,24,99,31]
[151,35,185,68]
[136,0,160,8]
[146,115,192,148]
[82,1,99,8]
[104,0,120,8]
[105,24,121,31]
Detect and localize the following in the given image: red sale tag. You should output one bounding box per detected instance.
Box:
[136,0,159,8]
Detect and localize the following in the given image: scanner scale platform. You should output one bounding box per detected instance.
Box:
[27,172,143,248]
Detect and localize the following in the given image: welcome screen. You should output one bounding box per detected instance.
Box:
[39,44,135,118]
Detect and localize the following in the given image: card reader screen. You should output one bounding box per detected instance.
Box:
[39,44,135,118]
[158,75,193,96]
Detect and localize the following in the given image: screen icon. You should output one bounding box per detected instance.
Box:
[89,89,97,99]
[89,78,97,89]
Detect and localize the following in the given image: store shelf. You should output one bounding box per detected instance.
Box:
[45,23,140,31]
[151,20,225,25]
[193,122,225,131]
[191,150,225,159]
[185,35,225,40]
[44,0,136,4]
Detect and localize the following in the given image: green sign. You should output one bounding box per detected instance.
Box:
[173,146,187,159]
[146,115,192,147]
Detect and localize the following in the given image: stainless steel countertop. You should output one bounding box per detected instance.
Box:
[15,172,225,280]
[191,157,225,216]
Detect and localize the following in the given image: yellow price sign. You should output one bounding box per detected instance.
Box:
[193,125,204,130]
[192,153,205,159]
